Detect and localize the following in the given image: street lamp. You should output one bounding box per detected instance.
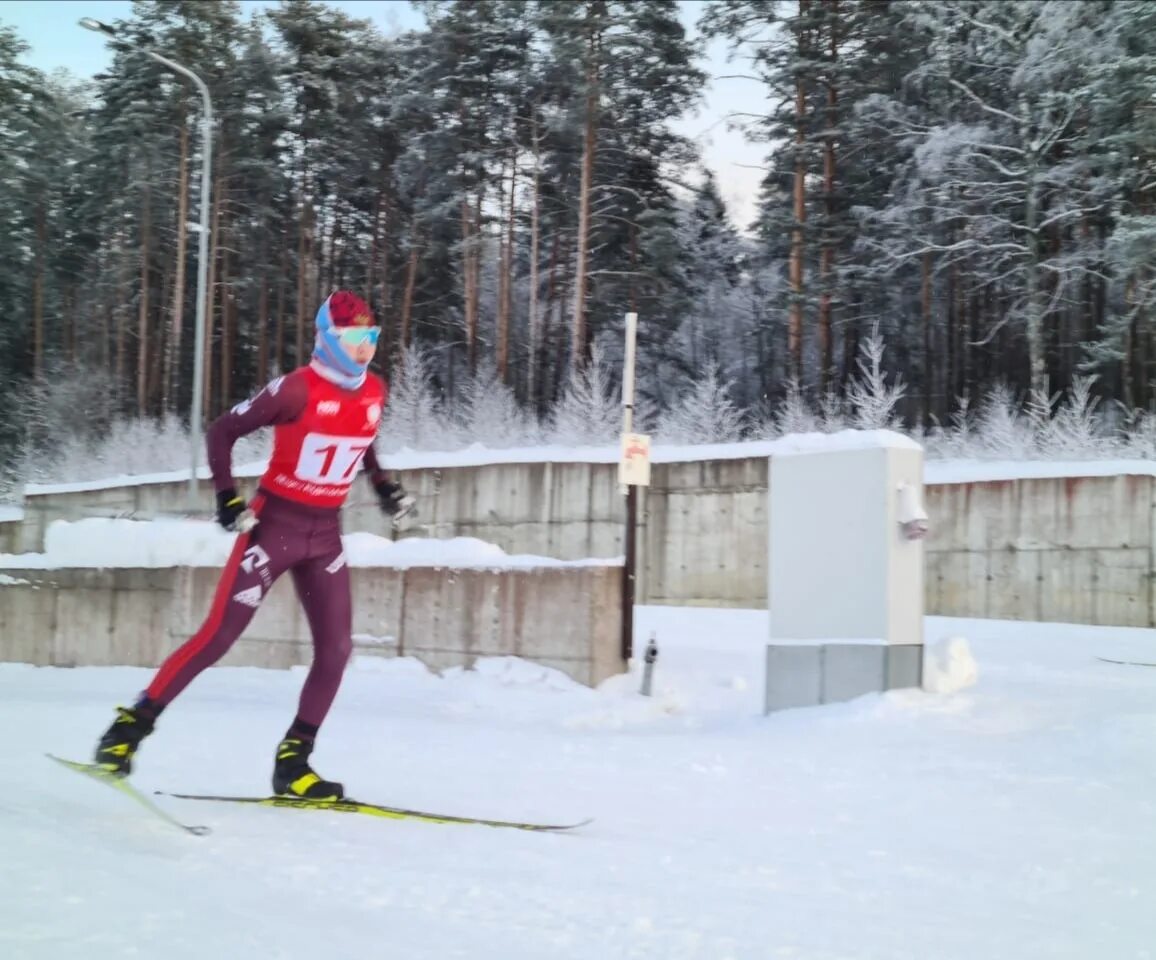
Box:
[80,17,213,509]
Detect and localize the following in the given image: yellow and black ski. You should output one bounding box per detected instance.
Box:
[158,791,592,832]
[46,754,211,836]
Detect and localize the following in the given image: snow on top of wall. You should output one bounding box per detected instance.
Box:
[766,429,923,456]
[0,518,623,571]
[18,437,1156,498]
[22,441,790,495]
[23,470,215,496]
[926,459,1156,485]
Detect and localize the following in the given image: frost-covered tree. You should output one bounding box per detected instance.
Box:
[679,171,743,377]
[456,364,539,448]
[1033,376,1115,460]
[971,384,1036,460]
[765,379,820,437]
[378,346,460,451]
[1120,410,1156,460]
[844,329,906,430]
[547,346,620,445]
[656,368,746,444]
[15,361,119,480]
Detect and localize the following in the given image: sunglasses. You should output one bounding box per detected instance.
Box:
[337,326,381,347]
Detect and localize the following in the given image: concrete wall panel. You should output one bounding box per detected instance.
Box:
[0,563,623,686]
[13,461,1156,628]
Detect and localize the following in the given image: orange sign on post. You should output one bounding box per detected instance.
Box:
[619,432,652,487]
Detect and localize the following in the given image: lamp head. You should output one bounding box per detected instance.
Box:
[78,18,118,37]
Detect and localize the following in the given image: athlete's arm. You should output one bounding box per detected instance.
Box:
[361,376,391,486]
[361,443,389,486]
[207,374,309,494]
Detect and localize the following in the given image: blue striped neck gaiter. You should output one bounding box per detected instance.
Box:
[311,293,368,391]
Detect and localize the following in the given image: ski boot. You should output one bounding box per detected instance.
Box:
[272,737,345,800]
[93,705,155,776]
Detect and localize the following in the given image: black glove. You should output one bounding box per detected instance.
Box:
[216,488,250,531]
[373,477,416,520]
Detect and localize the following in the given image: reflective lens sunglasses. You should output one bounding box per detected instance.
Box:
[337,326,381,347]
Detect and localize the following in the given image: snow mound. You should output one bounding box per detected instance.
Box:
[42,517,233,567]
[345,533,620,569]
[559,670,688,729]
[349,654,433,677]
[0,519,619,571]
[443,656,583,692]
[344,533,506,568]
[923,636,979,694]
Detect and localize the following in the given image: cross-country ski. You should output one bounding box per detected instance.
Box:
[157,791,591,832]
[46,754,211,836]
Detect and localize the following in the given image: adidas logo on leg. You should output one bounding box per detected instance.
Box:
[232,586,262,608]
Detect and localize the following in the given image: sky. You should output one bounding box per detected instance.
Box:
[0,0,768,229]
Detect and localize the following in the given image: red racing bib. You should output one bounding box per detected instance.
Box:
[260,367,385,508]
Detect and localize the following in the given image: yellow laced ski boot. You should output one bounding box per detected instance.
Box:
[272,737,344,800]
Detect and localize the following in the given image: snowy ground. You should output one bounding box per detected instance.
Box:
[3,607,1156,960]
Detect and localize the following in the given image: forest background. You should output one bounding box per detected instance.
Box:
[1,0,1154,489]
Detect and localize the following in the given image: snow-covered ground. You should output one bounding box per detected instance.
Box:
[3,607,1156,960]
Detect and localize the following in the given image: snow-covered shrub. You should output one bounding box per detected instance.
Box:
[656,368,746,444]
[769,379,821,437]
[378,345,461,452]
[972,383,1036,460]
[456,364,540,448]
[1119,408,1156,459]
[845,327,906,430]
[921,395,976,460]
[547,346,621,445]
[1035,376,1116,459]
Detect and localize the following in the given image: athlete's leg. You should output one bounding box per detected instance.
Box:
[287,540,353,732]
[94,495,308,772]
[269,530,352,798]
[143,497,298,707]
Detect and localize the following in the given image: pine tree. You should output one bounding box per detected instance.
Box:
[536,0,705,374]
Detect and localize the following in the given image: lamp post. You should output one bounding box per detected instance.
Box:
[80,17,213,509]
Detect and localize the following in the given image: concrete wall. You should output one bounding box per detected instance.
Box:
[12,458,1156,628]
[0,564,625,686]
[924,475,1156,628]
[16,457,770,607]
[639,458,768,607]
[0,521,19,555]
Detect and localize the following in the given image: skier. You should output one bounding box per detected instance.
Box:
[91,290,413,800]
